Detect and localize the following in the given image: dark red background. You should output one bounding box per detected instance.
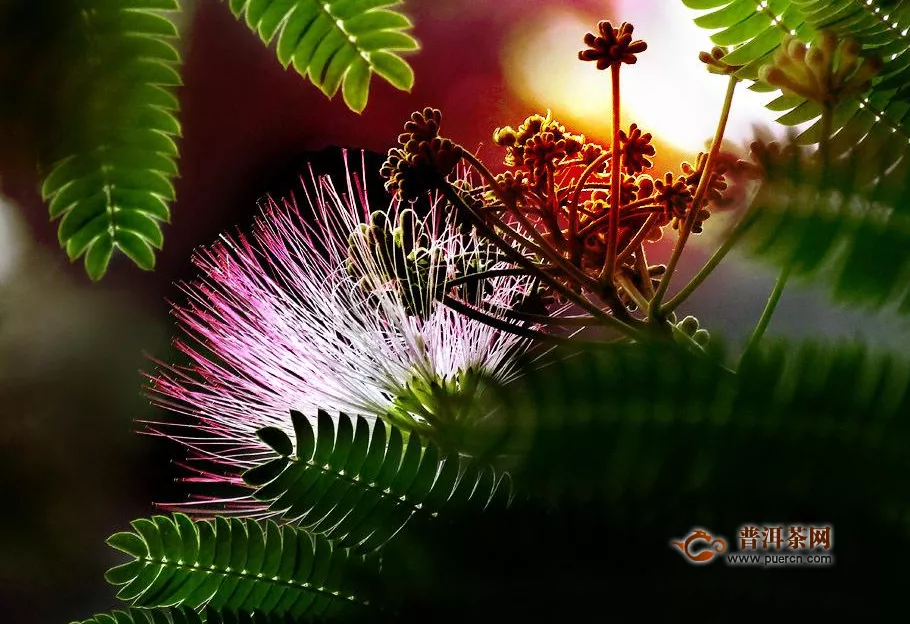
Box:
[1,2,882,622]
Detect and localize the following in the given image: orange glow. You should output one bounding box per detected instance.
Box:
[502,9,617,144]
[502,3,807,155]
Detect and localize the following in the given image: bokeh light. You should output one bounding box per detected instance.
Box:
[503,1,808,154]
[0,195,23,284]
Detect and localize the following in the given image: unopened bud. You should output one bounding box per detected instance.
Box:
[805,46,827,73]
[819,31,838,60]
[853,54,884,84]
[840,38,862,65]
[786,38,807,62]
[679,315,699,336]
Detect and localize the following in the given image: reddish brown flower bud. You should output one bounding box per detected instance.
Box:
[381,109,464,202]
[579,21,648,69]
[619,123,656,174]
[654,172,692,219]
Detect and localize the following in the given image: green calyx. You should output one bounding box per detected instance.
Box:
[385,367,510,457]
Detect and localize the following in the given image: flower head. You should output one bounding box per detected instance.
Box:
[493,110,584,172]
[699,46,742,76]
[579,21,647,69]
[619,123,656,175]
[489,170,529,205]
[146,153,533,516]
[381,108,464,202]
[681,152,728,205]
[654,172,693,220]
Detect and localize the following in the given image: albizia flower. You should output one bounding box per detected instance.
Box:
[145,152,536,516]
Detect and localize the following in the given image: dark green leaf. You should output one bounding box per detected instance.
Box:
[104,515,377,616]
[736,134,910,313]
[291,410,315,460]
[257,426,294,457]
[84,233,115,281]
[71,606,304,624]
[116,229,156,270]
[243,411,512,552]
[243,457,291,486]
[40,1,182,279]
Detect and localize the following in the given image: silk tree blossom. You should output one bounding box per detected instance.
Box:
[145,152,538,516]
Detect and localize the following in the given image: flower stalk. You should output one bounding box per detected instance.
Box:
[438,181,639,335]
[601,63,623,285]
[377,21,875,353]
[740,263,791,363]
[652,74,738,320]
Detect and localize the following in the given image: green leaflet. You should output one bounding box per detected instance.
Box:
[71,607,204,624]
[491,338,910,531]
[225,0,419,113]
[242,410,513,552]
[737,135,910,313]
[40,2,182,280]
[70,606,300,624]
[104,514,379,620]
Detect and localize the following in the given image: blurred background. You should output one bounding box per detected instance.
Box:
[2,1,909,621]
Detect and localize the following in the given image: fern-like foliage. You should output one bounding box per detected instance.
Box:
[71,606,298,624]
[682,0,813,81]
[734,135,910,311]
[493,339,910,531]
[72,607,203,624]
[224,0,419,113]
[104,513,379,620]
[786,0,910,151]
[684,0,910,170]
[243,410,512,552]
[40,0,182,280]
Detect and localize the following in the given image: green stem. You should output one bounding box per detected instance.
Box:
[740,264,791,362]
[505,310,606,327]
[578,204,661,238]
[738,105,828,363]
[442,295,606,346]
[650,75,738,320]
[442,295,565,343]
[439,184,638,335]
[818,103,833,184]
[662,96,819,316]
[634,244,655,299]
[568,150,611,264]
[738,104,829,361]
[616,273,649,311]
[660,208,753,314]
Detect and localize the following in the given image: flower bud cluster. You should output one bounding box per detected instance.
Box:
[759,32,882,105]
